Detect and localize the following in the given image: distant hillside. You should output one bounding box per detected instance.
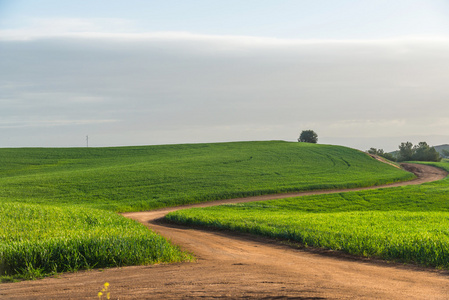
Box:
[435,144,449,154]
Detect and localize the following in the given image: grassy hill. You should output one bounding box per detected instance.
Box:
[0,141,414,280]
[0,141,413,212]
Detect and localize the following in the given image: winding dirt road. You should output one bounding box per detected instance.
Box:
[2,163,448,299]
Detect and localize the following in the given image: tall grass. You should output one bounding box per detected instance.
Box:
[0,203,192,280]
[167,161,449,268]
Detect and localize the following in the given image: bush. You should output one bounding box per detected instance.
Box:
[367,148,396,162]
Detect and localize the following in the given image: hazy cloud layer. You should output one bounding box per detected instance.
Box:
[1,33,448,150]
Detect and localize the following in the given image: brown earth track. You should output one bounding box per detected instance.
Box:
[2,163,448,299]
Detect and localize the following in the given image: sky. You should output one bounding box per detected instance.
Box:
[1,0,449,151]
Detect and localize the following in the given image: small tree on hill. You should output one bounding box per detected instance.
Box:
[298,130,318,143]
[413,142,431,161]
[398,141,414,161]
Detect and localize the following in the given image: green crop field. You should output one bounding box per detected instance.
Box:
[0,141,413,212]
[0,141,415,280]
[167,161,449,269]
[0,203,192,281]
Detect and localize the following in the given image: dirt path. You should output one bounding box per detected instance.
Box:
[2,164,448,299]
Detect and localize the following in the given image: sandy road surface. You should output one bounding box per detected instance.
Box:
[2,163,448,299]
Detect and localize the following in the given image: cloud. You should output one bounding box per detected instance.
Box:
[1,30,449,148]
[0,119,117,129]
[0,17,138,40]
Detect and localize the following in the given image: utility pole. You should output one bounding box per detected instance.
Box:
[86,135,89,147]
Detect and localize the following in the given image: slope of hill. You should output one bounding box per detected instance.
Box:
[435,144,449,150]
[0,141,413,212]
[435,144,449,156]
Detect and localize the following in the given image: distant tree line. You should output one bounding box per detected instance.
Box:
[397,141,441,162]
[368,141,441,162]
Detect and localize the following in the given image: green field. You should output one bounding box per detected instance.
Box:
[0,203,192,280]
[167,161,449,268]
[0,141,413,212]
[0,141,416,280]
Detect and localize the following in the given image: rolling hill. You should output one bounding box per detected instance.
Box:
[0,141,413,212]
[0,141,416,280]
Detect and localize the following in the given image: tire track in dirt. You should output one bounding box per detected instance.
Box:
[2,163,448,299]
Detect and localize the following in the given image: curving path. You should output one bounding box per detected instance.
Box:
[2,164,448,299]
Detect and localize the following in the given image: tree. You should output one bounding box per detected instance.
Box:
[398,141,414,161]
[298,130,318,143]
[413,142,441,162]
[413,142,431,161]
